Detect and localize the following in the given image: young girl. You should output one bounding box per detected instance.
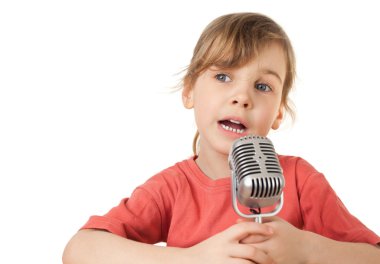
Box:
[63,12,380,264]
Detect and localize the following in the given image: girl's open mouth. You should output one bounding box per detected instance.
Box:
[218,119,246,134]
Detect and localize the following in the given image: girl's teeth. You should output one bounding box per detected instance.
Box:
[229,120,241,124]
[221,124,245,134]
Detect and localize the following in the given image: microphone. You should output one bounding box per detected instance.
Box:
[229,135,285,223]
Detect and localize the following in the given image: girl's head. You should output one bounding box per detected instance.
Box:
[181,13,296,154]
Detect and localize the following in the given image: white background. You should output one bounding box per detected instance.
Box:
[1,1,379,263]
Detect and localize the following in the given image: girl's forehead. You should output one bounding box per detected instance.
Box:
[209,42,287,70]
[207,40,287,68]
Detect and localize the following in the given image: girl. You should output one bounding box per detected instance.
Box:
[63,12,380,264]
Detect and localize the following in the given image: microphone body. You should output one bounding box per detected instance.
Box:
[229,135,285,222]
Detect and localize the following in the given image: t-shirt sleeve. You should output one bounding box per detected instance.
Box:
[80,186,166,244]
[296,158,380,245]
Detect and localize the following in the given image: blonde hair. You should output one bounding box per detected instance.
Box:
[182,13,296,155]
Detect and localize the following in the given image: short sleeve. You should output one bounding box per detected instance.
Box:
[297,158,380,245]
[81,187,164,244]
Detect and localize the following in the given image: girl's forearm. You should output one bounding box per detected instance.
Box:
[62,229,183,264]
[307,231,380,264]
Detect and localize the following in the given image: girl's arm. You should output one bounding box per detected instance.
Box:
[62,222,275,264]
[62,229,182,264]
[243,217,380,264]
[306,231,380,264]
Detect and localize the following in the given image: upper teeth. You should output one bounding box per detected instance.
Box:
[229,120,241,124]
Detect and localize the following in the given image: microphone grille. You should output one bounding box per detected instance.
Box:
[229,135,285,208]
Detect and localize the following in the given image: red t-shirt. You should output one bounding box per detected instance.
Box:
[81,155,380,247]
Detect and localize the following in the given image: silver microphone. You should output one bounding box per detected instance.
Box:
[229,135,285,223]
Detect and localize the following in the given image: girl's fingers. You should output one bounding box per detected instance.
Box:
[230,244,274,264]
[225,221,273,241]
[240,234,271,244]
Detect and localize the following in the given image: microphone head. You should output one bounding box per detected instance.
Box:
[229,135,285,210]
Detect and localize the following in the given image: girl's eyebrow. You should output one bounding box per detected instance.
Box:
[208,66,225,71]
[260,69,283,84]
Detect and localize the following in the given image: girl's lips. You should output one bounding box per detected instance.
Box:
[218,120,245,131]
[218,120,248,137]
[218,117,248,129]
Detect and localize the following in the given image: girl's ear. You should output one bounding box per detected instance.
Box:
[271,105,284,130]
[182,85,194,109]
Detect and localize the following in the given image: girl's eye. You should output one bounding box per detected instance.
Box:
[215,73,231,82]
[255,83,272,92]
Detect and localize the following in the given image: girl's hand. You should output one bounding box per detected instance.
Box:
[183,221,275,264]
[242,217,310,264]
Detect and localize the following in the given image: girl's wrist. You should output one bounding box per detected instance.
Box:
[300,230,332,264]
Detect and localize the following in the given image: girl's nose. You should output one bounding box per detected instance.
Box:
[231,90,252,109]
[232,99,250,108]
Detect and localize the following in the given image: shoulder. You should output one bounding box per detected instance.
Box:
[278,155,325,192]
[278,155,320,176]
[137,157,195,197]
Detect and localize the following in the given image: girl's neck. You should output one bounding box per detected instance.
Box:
[195,144,231,180]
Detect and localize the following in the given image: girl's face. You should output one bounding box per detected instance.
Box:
[183,42,286,157]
